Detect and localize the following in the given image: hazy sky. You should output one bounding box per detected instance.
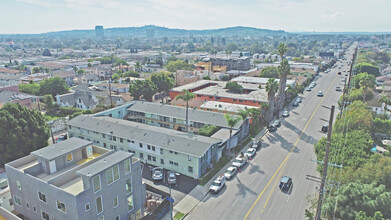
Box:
[1,0,390,34]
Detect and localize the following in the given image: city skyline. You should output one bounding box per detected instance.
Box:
[1,0,390,34]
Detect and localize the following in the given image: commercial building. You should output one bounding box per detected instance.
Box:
[204,57,251,71]
[6,138,145,220]
[231,76,296,88]
[67,115,223,179]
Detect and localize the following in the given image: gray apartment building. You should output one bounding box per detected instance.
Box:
[67,115,223,179]
[5,138,145,220]
[205,57,251,71]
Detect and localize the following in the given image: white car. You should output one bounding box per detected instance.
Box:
[282,111,289,117]
[209,176,226,194]
[317,91,324,97]
[232,155,247,168]
[244,148,257,160]
[152,167,164,181]
[224,166,238,180]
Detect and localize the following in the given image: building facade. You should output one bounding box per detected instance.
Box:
[5,138,145,220]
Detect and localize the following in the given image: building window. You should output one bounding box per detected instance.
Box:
[147,145,151,150]
[113,196,119,208]
[113,165,120,181]
[67,153,73,162]
[42,211,50,220]
[102,134,106,138]
[126,178,132,194]
[93,175,101,193]
[139,143,143,148]
[38,192,46,203]
[85,203,90,212]
[169,161,173,165]
[33,207,37,212]
[129,214,136,220]
[169,150,173,154]
[160,159,164,165]
[98,216,104,220]
[188,166,193,173]
[68,125,72,129]
[124,159,131,174]
[174,162,178,166]
[113,136,117,141]
[26,202,30,208]
[106,165,120,185]
[139,153,143,159]
[174,152,178,155]
[127,195,134,212]
[16,180,21,190]
[56,200,66,213]
[160,149,163,155]
[152,146,155,151]
[147,155,151,160]
[96,196,103,214]
[104,143,107,148]
[14,196,21,206]
[188,155,192,161]
[116,216,120,220]
[152,156,156,162]
[120,138,123,143]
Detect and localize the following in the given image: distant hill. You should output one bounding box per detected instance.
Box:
[4,25,286,38]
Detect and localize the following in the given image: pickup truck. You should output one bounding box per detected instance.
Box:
[209,175,226,194]
[232,154,247,168]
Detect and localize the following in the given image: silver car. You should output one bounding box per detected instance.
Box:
[152,167,164,181]
[167,171,177,185]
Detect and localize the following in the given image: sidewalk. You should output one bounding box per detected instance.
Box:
[172,127,269,218]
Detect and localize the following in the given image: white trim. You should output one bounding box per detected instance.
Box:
[41,211,50,220]
[96,195,103,215]
[127,194,134,213]
[13,195,22,207]
[37,191,47,203]
[113,196,119,208]
[106,165,120,186]
[126,177,133,194]
[93,175,102,193]
[124,159,131,175]
[85,203,90,212]
[56,200,67,213]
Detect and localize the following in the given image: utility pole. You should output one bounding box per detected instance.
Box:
[315,105,335,219]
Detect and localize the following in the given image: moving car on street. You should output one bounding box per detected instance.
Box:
[279,176,292,191]
[317,91,324,97]
[209,175,226,194]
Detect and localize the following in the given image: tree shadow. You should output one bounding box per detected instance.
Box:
[282,120,318,146]
[247,163,265,175]
[235,177,258,198]
[268,131,298,153]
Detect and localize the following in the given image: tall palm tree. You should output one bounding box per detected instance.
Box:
[224,114,241,158]
[265,78,279,122]
[278,43,287,60]
[175,90,195,133]
[276,59,290,112]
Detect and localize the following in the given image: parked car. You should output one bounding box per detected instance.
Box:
[296,97,302,103]
[224,166,238,180]
[336,86,342,91]
[273,120,281,127]
[251,139,262,150]
[232,154,247,168]
[268,124,277,132]
[167,171,177,185]
[209,175,226,194]
[306,87,312,91]
[152,167,164,181]
[279,176,292,191]
[244,148,257,160]
[317,91,324,97]
[338,72,341,75]
[321,124,328,133]
[282,111,289,117]
[292,100,299,106]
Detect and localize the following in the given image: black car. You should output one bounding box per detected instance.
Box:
[321,124,328,132]
[279,176,292,191]
[273,120,281,127]
[268,124,277,132]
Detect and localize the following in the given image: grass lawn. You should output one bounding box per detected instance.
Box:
[173,212,185,220]
[198,156,230,186]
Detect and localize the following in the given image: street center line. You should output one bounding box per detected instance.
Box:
[250,177,256,184]
[232,198,239,207]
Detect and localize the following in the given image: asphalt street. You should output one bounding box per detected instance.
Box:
[185,45,356,220]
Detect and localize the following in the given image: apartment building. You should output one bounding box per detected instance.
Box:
[67,115,223,179]
[5,138,145,220]
[205,57,251,71]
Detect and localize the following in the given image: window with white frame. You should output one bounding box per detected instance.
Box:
[42,211,50,220]
[14,196,21,206]
[93,175,101,193]
[126,177,132,194]
[113,196,119,208]
[124,159,131,174]
[85,203,90,212]
[96,196,103,214]
[57,200,66,213]
[106,165,120,185]
[16,180,21,190]
[127,195,134,212]
[38,192,46,203]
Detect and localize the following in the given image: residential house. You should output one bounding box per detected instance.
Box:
[0,90,40,109]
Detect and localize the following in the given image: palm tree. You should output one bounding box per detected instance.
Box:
[224,114,241,158]
[278,43,287,60]
[175,90,195,133]
[265,78,279,122]
[276,59,290,112]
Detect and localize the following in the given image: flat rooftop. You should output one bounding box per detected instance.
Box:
[231,76,296,86]
[31,138,91,161]
[200,101,258,113]
[77,151,130,177]
[127,101,242,129]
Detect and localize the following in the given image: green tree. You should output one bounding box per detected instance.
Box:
[277,43,287,59]
[174,90,195,133]
[0,104,50,166]
[276,59,290,112]
[39,77,69,97]
[265,78,278,122]
[260,66,279,78]
[111,73,120,82]
[150,72,175,93]
[379,95,390,112]
[225,82,243,93]
[19,82,40,95]
[198,125,219,136]
[135,62,141,72]
[355,63,380,76]
[166,60,194,72]
[334,101,373,133]
[43,94,55,109]
[129,80,157,101]
[224,114,241,157]
[77,69,85,76]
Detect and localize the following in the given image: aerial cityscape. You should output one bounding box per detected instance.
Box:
[0,1,391,220]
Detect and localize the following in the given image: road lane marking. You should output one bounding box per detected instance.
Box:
[243,75,338,220]
[232,198,239,207]
[250,177,256,184]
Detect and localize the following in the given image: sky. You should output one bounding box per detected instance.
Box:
[1,0,390,34]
